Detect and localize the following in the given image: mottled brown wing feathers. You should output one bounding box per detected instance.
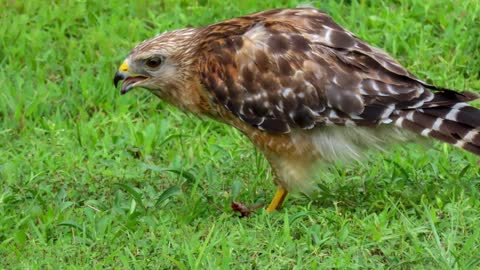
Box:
[197,8,477,133]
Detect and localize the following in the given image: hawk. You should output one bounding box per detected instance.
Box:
[114,8,480,212]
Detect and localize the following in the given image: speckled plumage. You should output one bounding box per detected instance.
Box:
[114,8,480,201]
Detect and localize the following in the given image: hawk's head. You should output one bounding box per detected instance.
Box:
[113,28,198,96]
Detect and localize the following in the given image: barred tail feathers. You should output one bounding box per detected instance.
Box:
[394,103,480,155]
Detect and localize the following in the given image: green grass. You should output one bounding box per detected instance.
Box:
[1,0,480,269]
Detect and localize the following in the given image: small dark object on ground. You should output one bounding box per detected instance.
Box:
[231,201,265,217]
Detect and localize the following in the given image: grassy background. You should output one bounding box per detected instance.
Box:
[1,0,480,268]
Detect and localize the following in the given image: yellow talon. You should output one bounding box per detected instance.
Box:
[266,187,288,212]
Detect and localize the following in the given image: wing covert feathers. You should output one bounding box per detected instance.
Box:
[196,8,479,154]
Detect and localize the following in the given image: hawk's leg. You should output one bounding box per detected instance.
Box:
[266,187,288,212]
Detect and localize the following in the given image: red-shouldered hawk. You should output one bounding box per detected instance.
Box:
[114,8,480,212]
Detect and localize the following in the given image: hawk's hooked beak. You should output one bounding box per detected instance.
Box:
[113,71,126,88]
[113,61,147,95]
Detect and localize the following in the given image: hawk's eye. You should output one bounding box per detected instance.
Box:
[145,57,163,69]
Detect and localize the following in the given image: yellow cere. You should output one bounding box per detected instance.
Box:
[119,62,128,72]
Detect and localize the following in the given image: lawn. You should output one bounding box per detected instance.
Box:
[1,0,480,269]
